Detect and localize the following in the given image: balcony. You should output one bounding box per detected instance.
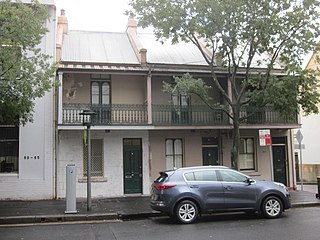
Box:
[61,103,298,126]
[62,103,148,124]
[152,105,227,125]
[240,105,298,124]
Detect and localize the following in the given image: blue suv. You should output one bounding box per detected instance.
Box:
[151,166,291,224]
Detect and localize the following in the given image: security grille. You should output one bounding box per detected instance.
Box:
[83,139,103,177]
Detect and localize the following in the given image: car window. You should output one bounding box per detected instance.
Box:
[219,170,248,182]
[184,172,195,181]
[185,170,218,181]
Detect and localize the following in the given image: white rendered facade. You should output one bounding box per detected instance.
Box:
[0,1,56,200]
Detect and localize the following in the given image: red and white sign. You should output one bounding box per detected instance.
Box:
[259,129,271,146]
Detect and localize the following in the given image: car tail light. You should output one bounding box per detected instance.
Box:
[154,183,176,190]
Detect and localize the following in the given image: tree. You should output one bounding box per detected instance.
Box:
[0,0,56,125]
[129,0,320,169]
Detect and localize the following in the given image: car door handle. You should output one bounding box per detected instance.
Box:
[224,186,232,190]
[190,185,199,189]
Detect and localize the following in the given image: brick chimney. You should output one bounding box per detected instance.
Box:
[126,16,147,66]
[56,9,68,61]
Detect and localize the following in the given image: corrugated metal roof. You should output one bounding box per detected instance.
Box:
[59,30,284,71]
[61,31,140,64]
[138,33,208,66]
[137,33,284,69]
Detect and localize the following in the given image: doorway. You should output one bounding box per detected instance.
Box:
[202,147,219,166]
[202,137,219,166]
[123,139,142,194]
[272,137,287,185]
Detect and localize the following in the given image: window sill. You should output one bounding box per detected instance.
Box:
[0,173,18,177]
[245,172,261,177]
[78,177,107,183]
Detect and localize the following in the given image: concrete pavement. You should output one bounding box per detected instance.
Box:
[0,187,319,225]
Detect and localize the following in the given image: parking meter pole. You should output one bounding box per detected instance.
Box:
[299,142,303,191]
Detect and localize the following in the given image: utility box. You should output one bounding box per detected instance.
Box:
[65,164,77,213]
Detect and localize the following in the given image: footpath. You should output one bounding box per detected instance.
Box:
[0,187,319,225]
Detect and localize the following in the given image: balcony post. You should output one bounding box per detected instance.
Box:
[147,72,152,124]
[58,71,63,124]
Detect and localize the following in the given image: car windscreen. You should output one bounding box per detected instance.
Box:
[154,171,175,183]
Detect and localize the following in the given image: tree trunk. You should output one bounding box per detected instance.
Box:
[231,105,241,170]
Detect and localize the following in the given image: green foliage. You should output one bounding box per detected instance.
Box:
[130,0,320,169]
[249,68,320,116]
[163,73,211,101]
[129,0,320,116]
[0,0,57,125]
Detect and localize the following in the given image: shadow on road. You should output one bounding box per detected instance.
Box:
[149,211,289,225]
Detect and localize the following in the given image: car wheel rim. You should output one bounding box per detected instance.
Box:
[179,203,196,222]
[265,199,281,217]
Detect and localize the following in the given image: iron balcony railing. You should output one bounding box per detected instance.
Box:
[62,103,298,126]
[152,105,228,125]
[240,105,298,124]
[63,103,148,124]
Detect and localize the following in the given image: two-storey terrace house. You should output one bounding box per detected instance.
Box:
[55,13,299,198]
[0,0,56,200]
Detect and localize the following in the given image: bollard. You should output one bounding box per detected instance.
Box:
[65,164,78,213]
[316,176,320,199]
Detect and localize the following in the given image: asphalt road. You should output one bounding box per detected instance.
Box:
[1,207,319,240]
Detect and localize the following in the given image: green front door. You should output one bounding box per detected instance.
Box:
[123,139,142,194]
[272,145,287,185]
[202,147,219,166]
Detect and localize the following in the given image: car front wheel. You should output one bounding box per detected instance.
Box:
[175,200,199,224]
[262,196,283,219]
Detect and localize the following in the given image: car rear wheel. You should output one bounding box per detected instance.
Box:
[175,200,199,224]
[262,196,283,219]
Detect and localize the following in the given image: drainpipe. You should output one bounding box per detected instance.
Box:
[53,73,58,199]
[52,4,57,199]
[54,71,63,199]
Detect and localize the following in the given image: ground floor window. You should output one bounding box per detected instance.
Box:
[165,138,183,169]
[239,137,255,170]
[83,139,103,177]
[0,126,19,173]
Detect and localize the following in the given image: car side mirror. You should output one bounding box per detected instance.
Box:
[246,177,255,185]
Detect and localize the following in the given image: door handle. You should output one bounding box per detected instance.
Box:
[224,186,232,190]
[190,185,199,189]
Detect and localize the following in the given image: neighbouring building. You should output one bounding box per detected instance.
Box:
[55,12,299,199]
[294,53,320,183]
[0,0,56,200]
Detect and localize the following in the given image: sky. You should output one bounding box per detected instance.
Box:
[55,0,131,32]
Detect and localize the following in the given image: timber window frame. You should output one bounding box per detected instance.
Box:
[239,137,256,171]
[165,138,183,169]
